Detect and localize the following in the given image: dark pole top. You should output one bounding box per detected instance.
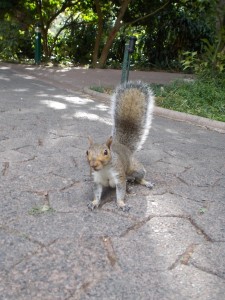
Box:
[128,36,137,54]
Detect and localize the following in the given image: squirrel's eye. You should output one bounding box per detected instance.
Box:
[86,150,89,156]
[104,149,108,155]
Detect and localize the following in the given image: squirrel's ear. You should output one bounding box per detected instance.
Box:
[88,136,93,146]
[106,136,113,149]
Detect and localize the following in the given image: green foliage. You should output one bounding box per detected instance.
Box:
[153,76,225,122]
[0,0,223,70]
[181,36,225,76]
[104,0,216,70]
[90,86,105,93]
[0,20,20,60]
[141,1,214,70]
[0,19,34,61]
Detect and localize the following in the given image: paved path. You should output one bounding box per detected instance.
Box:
[0,63,225,299]
[6,63,225,133]
[5,63,191,91]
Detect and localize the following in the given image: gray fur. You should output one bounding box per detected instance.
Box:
[111,81,154,152]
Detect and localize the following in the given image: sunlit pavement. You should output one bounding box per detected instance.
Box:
[1,63,225,299]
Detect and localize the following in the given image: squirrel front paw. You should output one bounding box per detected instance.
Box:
[116,200,130,212]
[87,199,100,210]
[87,202,96,210]
[120,205,131,212]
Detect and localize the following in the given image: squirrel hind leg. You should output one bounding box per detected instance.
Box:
[129,160,154,189]
[133,172,154,189]
[138,178,155,189]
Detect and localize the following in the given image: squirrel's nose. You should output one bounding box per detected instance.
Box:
[90,161,99,169]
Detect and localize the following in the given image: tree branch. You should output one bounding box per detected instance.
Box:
[47,0,73,27]
[98,0,131,67]
[92,0,104,66]
[49,13,81,55]
[125,0,172,27]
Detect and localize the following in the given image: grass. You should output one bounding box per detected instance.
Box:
[90,85,113,95]
[28,204,55,216]
[90,76,225,122]
[151,76,225,122]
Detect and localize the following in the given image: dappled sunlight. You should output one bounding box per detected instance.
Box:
[0,76,10,81]
[39,93,110,120]
[56,68,71,72]
[15,73,36,80]
[54,95,94,105]
[12,88,29,92]
[94,103,109,111]
[165,128,179,134]
[41,100,67,110]
[73,111,112,125]
[56,66,89,72]
[0,66,10,70]
[37,93,51,97]
[31,82,53,89]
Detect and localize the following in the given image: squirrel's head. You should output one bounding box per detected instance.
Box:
[86,136,112,171]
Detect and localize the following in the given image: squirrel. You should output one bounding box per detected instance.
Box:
[86,81,154,212]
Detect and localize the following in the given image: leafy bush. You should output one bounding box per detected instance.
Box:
[181,35,225,76]
[0,20,34,61]
[0,20,20,60]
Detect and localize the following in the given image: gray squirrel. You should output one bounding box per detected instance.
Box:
[86,81,155,211]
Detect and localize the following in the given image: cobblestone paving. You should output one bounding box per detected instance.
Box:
[0,64,225,299]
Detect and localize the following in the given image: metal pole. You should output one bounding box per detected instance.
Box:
[126,54,131,83]
[35,23,41,65]
[121,43,129,84]
[121,37,137,84]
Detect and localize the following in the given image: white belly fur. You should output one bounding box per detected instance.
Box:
[93,167,118,188]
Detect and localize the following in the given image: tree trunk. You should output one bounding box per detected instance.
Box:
[41,27,50,60]
[95,0,131,68]
[92,0,104,67]
[35,0,75,62]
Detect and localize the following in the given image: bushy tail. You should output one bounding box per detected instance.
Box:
[111,81,154,152]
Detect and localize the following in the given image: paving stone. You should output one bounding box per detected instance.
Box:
[1,63,225,299]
